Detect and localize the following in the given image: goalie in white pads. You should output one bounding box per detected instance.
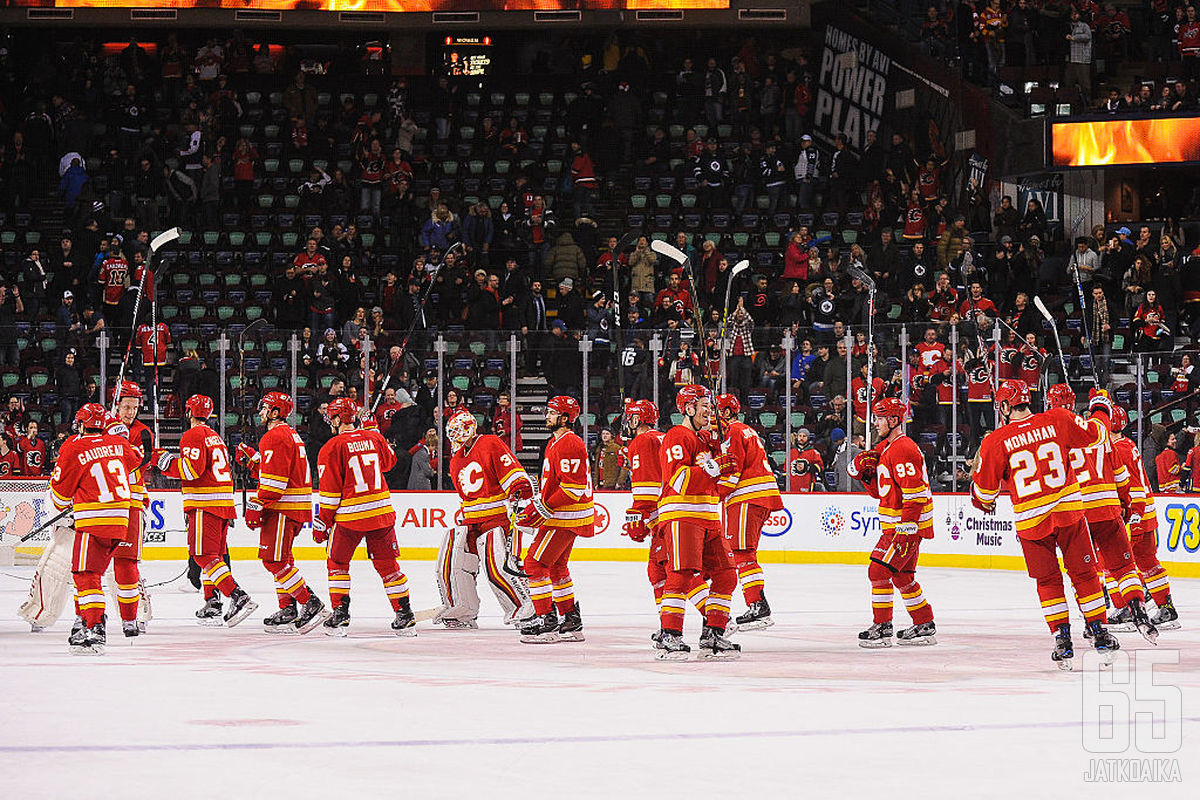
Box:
[438,408,534,628]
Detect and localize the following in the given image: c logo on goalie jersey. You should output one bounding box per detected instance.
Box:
[458,462,484,494]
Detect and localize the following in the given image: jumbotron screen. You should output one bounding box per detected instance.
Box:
[14,1,729,9]
[1050,115,1200,168]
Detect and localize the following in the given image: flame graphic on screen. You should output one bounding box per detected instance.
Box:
[1052,117,1200,167]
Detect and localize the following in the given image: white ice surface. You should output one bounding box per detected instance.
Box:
[0,561,1196,799]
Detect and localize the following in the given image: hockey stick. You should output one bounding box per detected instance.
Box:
[650,239,724,437]
[611,231,642,409]
[1033,295,1070,380]
[369,242,463,415]
[717,259,751,363]
[847,262,878,447]
[1070,260,1102,388]
[18,507,73,543]
[111,227,182,413]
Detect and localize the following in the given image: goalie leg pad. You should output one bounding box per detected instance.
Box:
[19,526,75,630]
[434,526,481,624]
[483,525,532,624]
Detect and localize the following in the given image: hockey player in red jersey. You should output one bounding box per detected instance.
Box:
[110,381,154,636]
[846,397,937,647]
[515,396,595,643]
[1045,384,1158,643]
[1106,405,1179,630]
[624,399,710,631]
[441,407,534,629]
[715,394,783,632]
[316,398,416,636]
[49,403,141,654]
[655,384,741,661]
[971,379,1121,668]
[154,394,257,627]
[234,391,328,634]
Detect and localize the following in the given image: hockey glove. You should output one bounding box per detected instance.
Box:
[971,494,997,514]
[697,452,722,478]
[1087,388,1113,419]
[623,510,649,542]
[894,522,919,537]
[1126,512,1141,528]
[235,443,260,468]
[714,452,738,478]
[516,495,551,531]
[154,449,176,472]
[244,498,264,529]
[311,518,329,544]
[361,418,379,432]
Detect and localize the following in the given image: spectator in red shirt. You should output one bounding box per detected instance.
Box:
[654,270,694,317]
[491,390,523,452]
[0,434,20,477]
[788,428,825,492]
[293,237,327,276]
[15,420,47,476]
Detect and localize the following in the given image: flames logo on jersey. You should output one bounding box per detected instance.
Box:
[969,364,990,385]
[820,506,845,537]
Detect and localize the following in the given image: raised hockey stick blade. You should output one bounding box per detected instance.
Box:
[846,263,877,292]
[1032,295,1070,379]
[150,227,183,255]
[649,239,688,264]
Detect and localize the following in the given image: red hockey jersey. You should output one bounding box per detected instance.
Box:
[868,434,934,537]
[540,431,595,534]
[450,434,532,529]
[971,408,1103,539]
[162,423,236,518]
[255,423,312,522]
[719,420,783,510]
[98,257,128,306]
[788,446,824,492]
[136,322,171,367]
[0,449,20,476]
[49,432,140,539]
[627,429,665,521]
[1066,412,1130,524]
[658,424,721,526]
[15,436,46,476]
[1112,435,1156,534]
[127,419,153,509]
[317,429,397,531]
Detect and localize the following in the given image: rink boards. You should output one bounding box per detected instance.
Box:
[3,489,1199,576]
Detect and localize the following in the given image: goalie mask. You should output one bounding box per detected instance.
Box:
[446,409,478,450]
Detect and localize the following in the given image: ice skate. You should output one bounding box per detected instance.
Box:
[698,624,741,660]
[650,630,664,650]
[263,600,298,633]
[294,595,330,635]
[655,630,690,661]
[519,611,560,643]
[1087,621,1120,666]
[69,617,106,656]
[438,617,479,630]
[121,619,140,638]
[223,587,258,628]
[391,598,417,637]
[195,596,224,627]
[858,621,894,648]
[323,598,350,637]
[556,603,584,642]
[1151,596,1180,630]
[1127,598,1159,645]
[1106,605,1135,631]
[896,621,938,646]
[1052,624,1075,670]
[731,596,774,632]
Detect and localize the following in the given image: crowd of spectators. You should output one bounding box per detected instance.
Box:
[0,26,1197,491]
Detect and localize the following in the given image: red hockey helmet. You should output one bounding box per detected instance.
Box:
[260,391,294,419]
[75,403,108,431]
[872,397,908,421]
[675,383,712,413]
[1046,382,1076,410]
[547,395,581,424]
[995,378,1032,409]
[104,412,129,437]
[624,398,659,427]
[715,393,741,416]
[446,408,477,448]
[185,394,214,419]
[114,380,143,402]
[1109,404,1129,433]
[327,397,361,425]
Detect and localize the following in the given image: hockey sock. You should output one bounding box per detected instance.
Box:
[1035,577,1071,631]
[524,556,554,615]
[382,573,410,611]
[659,570,696,631]
[1104,571,1125,608]
[327,561,352,608]
[895,576,933,624]
[733,550,765,605]
[73,572,106,627]
[706,565,738,630]
[1110,565,1145,608]
[112,559,141,623]
[1143,565,1171,606]
[648,557,667,608]
[197,556,237,597]
[870,580,894,624]
[551,578,576,615]
[685,578,709,616]
[270,563,311,605]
